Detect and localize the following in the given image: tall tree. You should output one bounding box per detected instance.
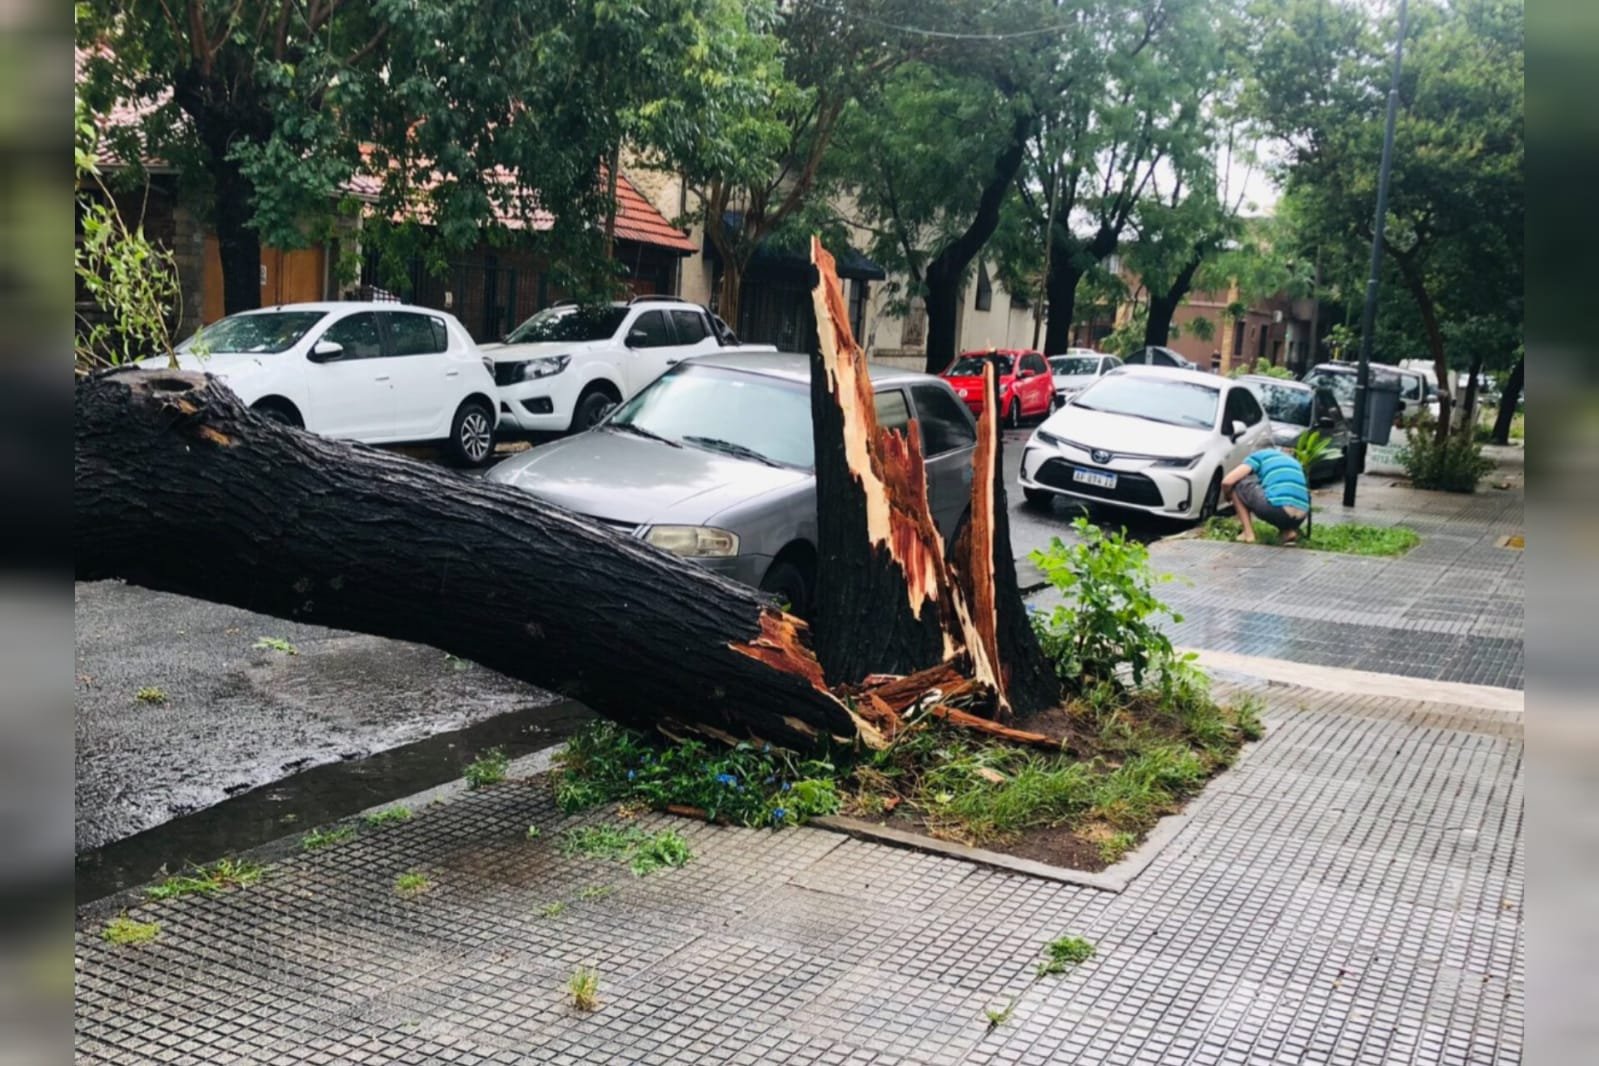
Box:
[1252,0,1524,439]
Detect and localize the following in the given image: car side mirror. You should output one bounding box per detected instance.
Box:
[1316,414,1336,429]
[1229,419,1248,441]
[308,340,344,363]
[625,328,649,348]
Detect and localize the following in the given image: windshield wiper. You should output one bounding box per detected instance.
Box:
[608,423,682,448]
[683,435,783,468]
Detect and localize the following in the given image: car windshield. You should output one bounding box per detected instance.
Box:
[1255,382,1312,426]
[1072,375,1220,429]
[607,365,813,468]
[177,311,327,355]
[1049,356,1099,376]
[504,305,628,344]
[949,354,1014,376]
[1308,371,1356,407]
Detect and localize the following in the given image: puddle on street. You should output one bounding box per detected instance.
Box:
[75,699,594,905]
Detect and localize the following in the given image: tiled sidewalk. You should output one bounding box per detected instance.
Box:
[75,682,1524,1065]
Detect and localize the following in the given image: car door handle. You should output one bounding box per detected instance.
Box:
[445,370,460,377]
[666,359,680,366]
[374,375,391,382]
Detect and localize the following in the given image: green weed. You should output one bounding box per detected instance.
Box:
[102,916,160,946]
[1202,517,1419,556]
[301,825,356,851]
[464,747,510,789]
[443,652,471,672]
[568,967,601,1011]
[1096,831,1138,865]
[629,830,693,876]
[984,997,1018,1028]
[557,824,648,861]
[1090,747,1206,832]
[525,824,542,840]
[537,901,568,918]
[134,686,167,704]
[394,872,432,898]
[146,857,264,900]
[577,885,615,902]
[254,636,298,655]
[1038,935,1095,975]
[1230,696,1266,741]
[363,807,412,827]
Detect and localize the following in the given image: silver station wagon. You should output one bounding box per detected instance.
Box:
[485,352,979,615]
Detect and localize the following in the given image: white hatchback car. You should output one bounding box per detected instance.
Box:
[1018,366,1273,521]
[145,302,501,465]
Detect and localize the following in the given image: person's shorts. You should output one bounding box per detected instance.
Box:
[1233,475,1307,530]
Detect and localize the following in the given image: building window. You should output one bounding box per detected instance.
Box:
[1258,324,1268,359]
[975,262,993,312]
[1232,318,1246,357]
[849,280,866,342]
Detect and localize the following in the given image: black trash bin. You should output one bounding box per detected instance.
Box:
[1362,376,1401,446]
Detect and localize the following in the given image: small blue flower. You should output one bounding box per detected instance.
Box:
[762,743,772,753]
[771,807,787,824]
[626,769,636,781]
[715,772,737,786]
[781,781,792,792]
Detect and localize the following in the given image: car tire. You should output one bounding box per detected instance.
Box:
[448,400,497,467]
[759,559,813,619]
[1023,487,1053,509]
[571,388,619,432]
[1197,470,1223,522]
[251,399,303,428]
[1005,399,1021,430]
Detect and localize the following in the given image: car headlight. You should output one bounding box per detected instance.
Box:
[519,354,571,381]
[1152,454,1202,469]
[645,525,740,558]
[1035,429,1067,448]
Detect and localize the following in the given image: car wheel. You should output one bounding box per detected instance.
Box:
[448,400,497,467]
[251,399,303,428]
[572,388,618,431]
[1023,487,1053,509]
[759,559,813,619]
[1197,470,1223,522]
[1005,399,1021,430]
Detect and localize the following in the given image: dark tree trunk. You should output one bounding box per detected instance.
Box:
[809,239,1058,716]
[920,108,1035,374]
[174,64,267,316]
[74,370,877,752]
[1392,250,1453,442]
[1461,350,1484,430]
[1491,355,1523,444]
[1143,255,1205,348]
[1042,257,1085,355]
[215,160,263,315]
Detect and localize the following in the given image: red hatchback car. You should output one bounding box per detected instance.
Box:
[940,349,1056,428]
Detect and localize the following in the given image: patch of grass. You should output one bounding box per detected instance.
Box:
[1202,516,1419,556]
[984,997,1018,1029]
[1096,831,1138,865]
[301,825,356,851]
[525,824,542,840]
[536,901,568,918]
[443,652,471,672]
[1038,935,1095,975]
[1089,747,1207,833]
[134,686,167,704]
[463,747,510,789]
[577,884,615,902]
[557,824,648,861]
[568,967,601,1011]
[146,857,264,900]
[1230,696,1266,742]
[253,636,298,655]
[394,871,432,898]
[629,830,693,876]
[363,806,412,827]
[102,916,160,946]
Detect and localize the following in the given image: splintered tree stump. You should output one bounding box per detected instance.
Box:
[807,237,1059,716]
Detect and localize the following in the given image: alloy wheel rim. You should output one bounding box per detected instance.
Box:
[462,413,491,460]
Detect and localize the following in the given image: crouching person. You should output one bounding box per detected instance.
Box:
[1221,449,1310,544]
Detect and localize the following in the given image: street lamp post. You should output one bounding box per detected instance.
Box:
[1343,0,1410,508]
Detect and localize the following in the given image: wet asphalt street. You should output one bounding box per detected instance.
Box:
[73,424,1174,894]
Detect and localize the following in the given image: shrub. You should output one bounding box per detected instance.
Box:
[1228,358,1292,380]
[1029,519,1182,690]
[1398,421,1494,492]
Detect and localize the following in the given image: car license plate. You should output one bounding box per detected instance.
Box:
[1073,468,1117,490]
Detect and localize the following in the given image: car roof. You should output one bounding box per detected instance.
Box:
[1240,374,1311,392]
[956,348,1037,357]
[1109,365,1224,386]
[233,301,456,317]
[683,351,942,389]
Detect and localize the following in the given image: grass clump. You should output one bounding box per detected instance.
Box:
[301,825,356,851]
[568,967,601,1011]
[364,806,412,827]
[577,884,615,902]
[1096,831,1138,865]
[554,721,839,828]
[1038,935,1095,975]
[536,901,567,919]
[1202,516,1419,556]
[102,916,160,946]
[464,747,510,789]
[253,636,298,655]
[629,830,693,876]
[394,872,432,898]
[984,997,1018,1029]
[134,686,167,704]
[557,824,695,877]
[146,857,263,900]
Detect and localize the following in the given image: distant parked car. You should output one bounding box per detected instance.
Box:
[1018,365,1273,521]
[1047,352,1121,404]
[140,302,501,465]
[940,348,1055,428]
[483,296,773,437]
[1302,361,1438,424]
[1123,345,1200,371]
[485,353,978,616]
[1240,375,1350,484]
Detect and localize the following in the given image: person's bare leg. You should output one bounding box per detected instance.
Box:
[1235,503,1257,543]
[1281,525,1300,545]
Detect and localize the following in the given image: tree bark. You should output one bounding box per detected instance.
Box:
[74,369,881,752]
[1042,258,1085,355]
[1391,250,1453,442]
[1142,254,1205,348]
[1491,355,1523,444]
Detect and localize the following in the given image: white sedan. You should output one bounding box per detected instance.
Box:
[1018,366,1274,521]
[141,302,502,465]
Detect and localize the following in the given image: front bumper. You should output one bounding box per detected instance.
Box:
[494,375,583,432]
[1018,439,1202,518]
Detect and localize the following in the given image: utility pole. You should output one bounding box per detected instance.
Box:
[1344,0,1409,508]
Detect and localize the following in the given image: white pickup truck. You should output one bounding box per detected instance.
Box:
[483,296,776,434]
